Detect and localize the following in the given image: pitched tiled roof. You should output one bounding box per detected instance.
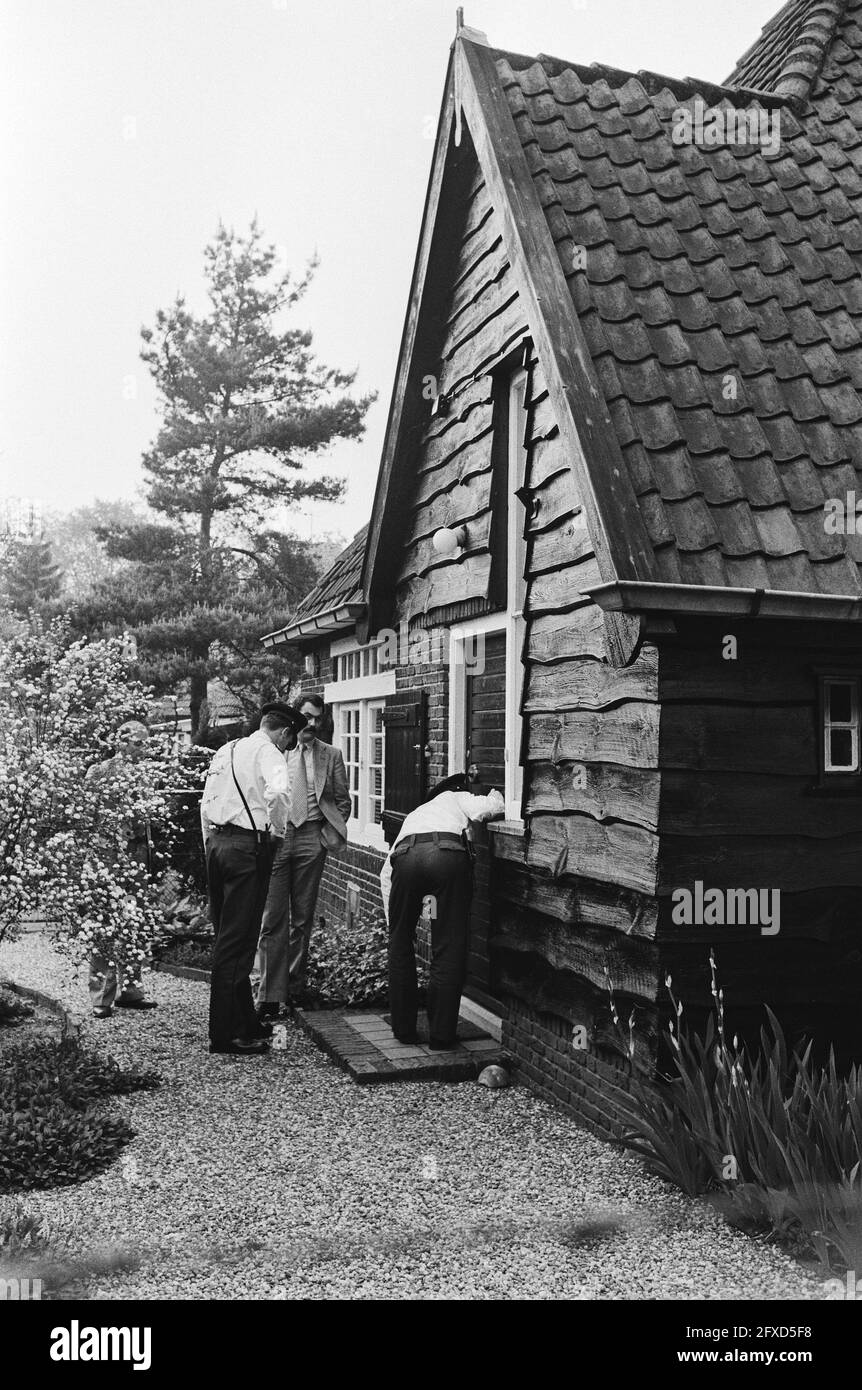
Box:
[725,0,846,99]
[290,524,367,623]
[490,8,862,595]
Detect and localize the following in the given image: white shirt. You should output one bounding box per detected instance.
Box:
[200,731,291,840]
[378,788,504,922]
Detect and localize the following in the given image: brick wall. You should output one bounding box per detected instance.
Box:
[316,841,386,924]
[502,997,634,1142]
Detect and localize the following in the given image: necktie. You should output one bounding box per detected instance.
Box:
[291,750,308,827]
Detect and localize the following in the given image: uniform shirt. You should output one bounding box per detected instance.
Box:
[200,731,291,840]
[378,788,504,921]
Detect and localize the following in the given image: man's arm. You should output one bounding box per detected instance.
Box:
[454,788,505,822]
[331,746,352,823]
[379,853,392,925]
[260,742,290,837]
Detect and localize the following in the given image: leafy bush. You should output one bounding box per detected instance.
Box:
[0,1201,51,1254]
[0,985,34,1027]
[613,954,862,1272]
[157,938,214,971]
[0,1035,160,1193]
[306,912,390,1008]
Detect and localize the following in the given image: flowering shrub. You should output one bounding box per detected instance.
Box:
[306,911,391,1008]
[0,615,183,971]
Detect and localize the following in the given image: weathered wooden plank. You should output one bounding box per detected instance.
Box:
[398,511,492,584]
[527,554,604,615]
[420,376,494,446]
[529,513,594,574]
[661,706,816,774]
[527,759,660,830]
[658,831,862,892]
[531,466,580,529]
[409,470,494,545]
[447,248,511,330]
[492,908,660,1000]
[527,813,660,894]
[439,296,527,392]
[527,704,661,768]
[527,391,557,444]
[524,648,658,713]
[418,410,494,482]
[529,433,567,491]
[489,855,659,936]
[660,644,827,705]
[527,606,608,662]
[397,552,492,617]
[661,769,862,837]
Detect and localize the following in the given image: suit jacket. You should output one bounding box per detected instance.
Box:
[287,739,352,852]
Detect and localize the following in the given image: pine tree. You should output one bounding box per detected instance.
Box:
[72,220,374,731]
[2,534,63,613]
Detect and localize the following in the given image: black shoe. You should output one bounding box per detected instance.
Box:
[209,1037,269,1056]
[428,1037,457,1050]
[256,1002,281,1022]
[393,1031,418,1044]
[115,997,157,1010]
[92,1006,113,1020]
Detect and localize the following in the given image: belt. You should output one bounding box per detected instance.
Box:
[210,824,260,837]
[397,831,466,850]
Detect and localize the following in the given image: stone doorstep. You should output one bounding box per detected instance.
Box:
[295,1008,503,1086]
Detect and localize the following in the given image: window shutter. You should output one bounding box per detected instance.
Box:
[381,692,427,845]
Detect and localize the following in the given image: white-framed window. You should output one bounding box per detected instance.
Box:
[326,637,396,845]
[822,677,860,774]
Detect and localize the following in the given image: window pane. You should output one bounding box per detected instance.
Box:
[368,704,385,825]
[830,728,854,768]
[828,682,853,725]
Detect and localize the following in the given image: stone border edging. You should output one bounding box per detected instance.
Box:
[150,960,212,982]
[0,978,84,1039]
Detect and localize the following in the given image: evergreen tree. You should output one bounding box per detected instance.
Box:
[2,534,63,613]
[72,220,374,731]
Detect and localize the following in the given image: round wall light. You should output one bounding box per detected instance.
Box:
[432,525,468,558]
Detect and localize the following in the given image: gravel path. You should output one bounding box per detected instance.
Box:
[1,932,828,1301]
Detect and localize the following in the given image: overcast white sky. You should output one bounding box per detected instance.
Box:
[1,0,780,545]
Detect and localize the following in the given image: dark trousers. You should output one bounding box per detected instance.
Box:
[207,832,276,1046]
[388,840,473,1043]
[256,822,328,1003]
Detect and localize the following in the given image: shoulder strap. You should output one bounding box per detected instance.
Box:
[229,739,259,834]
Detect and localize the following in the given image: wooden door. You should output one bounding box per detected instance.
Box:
[464,631,506,1010]
[381,693,427,846]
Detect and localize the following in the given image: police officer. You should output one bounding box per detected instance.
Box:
[201,702,306,1055]
[379,774,504,1049]
[87,719,158,1019]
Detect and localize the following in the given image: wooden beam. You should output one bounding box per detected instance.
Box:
[456,39,657,585]
[361,56,459,631]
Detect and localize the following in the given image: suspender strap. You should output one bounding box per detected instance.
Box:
[229,739,264,840]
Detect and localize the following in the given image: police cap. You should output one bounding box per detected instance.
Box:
[259,702,307,736]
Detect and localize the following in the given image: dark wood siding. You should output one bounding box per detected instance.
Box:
[395,157,529,623]
[657,617,862,1059]
[490,354,662,1066]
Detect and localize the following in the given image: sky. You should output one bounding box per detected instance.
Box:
[0,0,781,547]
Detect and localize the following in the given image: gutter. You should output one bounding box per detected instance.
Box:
[585,580,862,624]
[260,603,366,649]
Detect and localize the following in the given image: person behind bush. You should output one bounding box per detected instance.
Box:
[379,772,504,1048]
[87,719,159,1019]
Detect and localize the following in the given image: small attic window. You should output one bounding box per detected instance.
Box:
[820,676,861,777]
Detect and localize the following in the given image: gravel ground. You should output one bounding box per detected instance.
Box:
[1,931,829,1301]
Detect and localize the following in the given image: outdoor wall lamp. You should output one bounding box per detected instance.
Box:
[304,652,319,676]
[432,524,468,558]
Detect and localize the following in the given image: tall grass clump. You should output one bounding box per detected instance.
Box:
[613,952,862,1272]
